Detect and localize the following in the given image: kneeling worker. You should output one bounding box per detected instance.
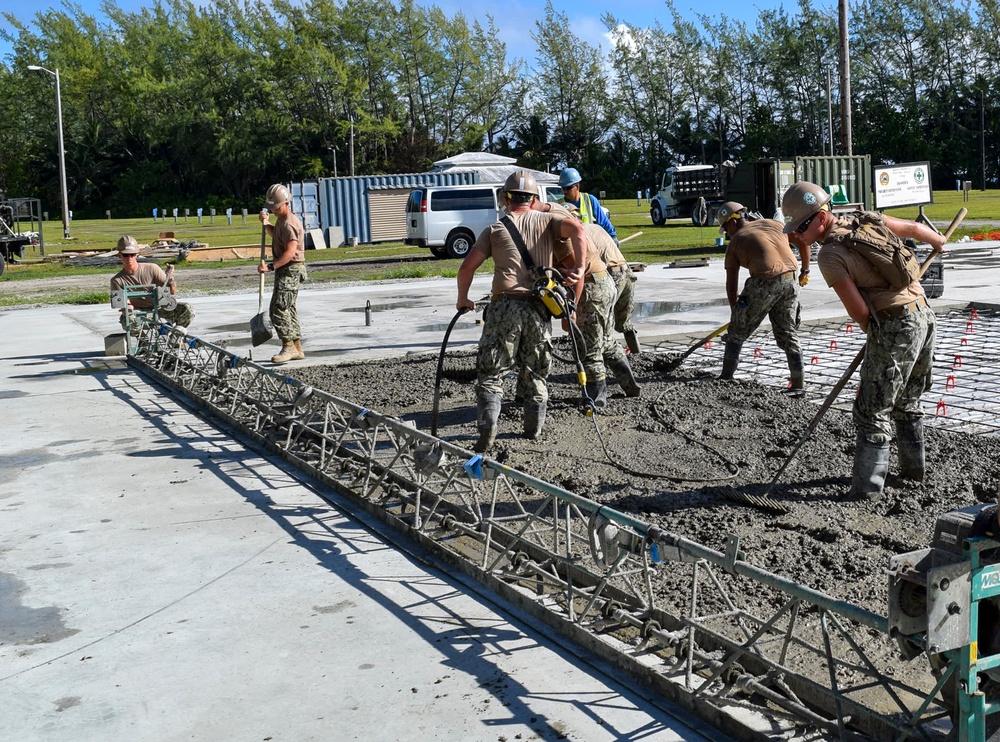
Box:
[783,182,944,499]
[718,202,809,390]
[110,235,194,328]
[456,170,586,452]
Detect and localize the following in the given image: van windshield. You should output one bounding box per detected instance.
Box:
[431,189,495,211]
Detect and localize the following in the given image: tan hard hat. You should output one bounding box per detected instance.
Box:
[264,183,290,209]
[781,182,830,234]
[503,170,539,197]
[716,201,745,230]
[116,234,139,254]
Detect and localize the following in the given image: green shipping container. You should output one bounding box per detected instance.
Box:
[795,155,873,210]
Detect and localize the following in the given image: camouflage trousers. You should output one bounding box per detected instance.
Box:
[727,274,801,355]
[611,267,636,334]
[162,302,194,328]
[577,274,625,380]
[855,305,935,442]
[477,297,551,404]
[270,262,304,341]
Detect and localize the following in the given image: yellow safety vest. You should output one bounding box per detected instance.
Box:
[577,193,593,224]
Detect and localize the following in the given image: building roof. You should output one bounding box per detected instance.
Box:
[430,151,557,185]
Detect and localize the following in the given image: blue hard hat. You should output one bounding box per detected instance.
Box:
[558,168,582,188]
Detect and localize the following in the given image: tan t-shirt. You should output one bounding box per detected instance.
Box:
[724,219,798,278]
[584,223,626,269]
[817,214,924,310]
[274,212,305,263]
[472,210,568,294]
[554,223,608,276]
[110,263,166,309]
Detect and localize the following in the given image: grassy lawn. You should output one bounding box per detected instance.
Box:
[3,189,998,306]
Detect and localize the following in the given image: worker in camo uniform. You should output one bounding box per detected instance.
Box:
[109,235,194,329]
[456,170,586,451]
[717,201,809,391]
[783,181,945,499]
[550,221,642,409]
[259,183,306,365]
[529,200,642,405]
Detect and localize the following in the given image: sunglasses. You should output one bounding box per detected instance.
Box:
[795,212,818,234]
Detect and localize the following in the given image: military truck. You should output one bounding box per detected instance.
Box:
[0,197,43,276]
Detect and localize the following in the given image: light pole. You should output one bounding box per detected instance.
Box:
[27,65,71,239]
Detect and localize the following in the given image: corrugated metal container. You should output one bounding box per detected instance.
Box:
[290,181,321,232]
[314,172,477,245]
[796,155,873,210]
[726,159,795,217]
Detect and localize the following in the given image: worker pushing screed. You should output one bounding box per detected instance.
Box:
[783,181,947,500]
[717,202,810,392]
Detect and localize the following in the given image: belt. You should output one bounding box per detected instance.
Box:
[585,271,608,282]
[491,291,533,302]
[771,271,795,280]
[875,296,928,321]
[608,265,626,275]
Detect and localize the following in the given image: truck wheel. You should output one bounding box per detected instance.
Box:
[429,245,448,259]
[446,230,475,259]
[0,252,6,277]
[650,204,665,226]
[691,197,709,227]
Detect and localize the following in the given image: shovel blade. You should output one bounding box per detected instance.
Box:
[250,311,273,347]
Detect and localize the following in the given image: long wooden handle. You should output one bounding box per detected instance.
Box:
[919,207,966,277]
[259,223,267,308]
[618,231,643,245]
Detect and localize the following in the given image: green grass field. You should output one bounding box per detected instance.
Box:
[4,189,998,305]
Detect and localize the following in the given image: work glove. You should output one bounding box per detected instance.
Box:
[799,269,810,287]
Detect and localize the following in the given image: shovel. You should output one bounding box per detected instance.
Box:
[250,223,274,346]
[661,322,729,372]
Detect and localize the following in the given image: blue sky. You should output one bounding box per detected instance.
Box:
[1,0,798,65]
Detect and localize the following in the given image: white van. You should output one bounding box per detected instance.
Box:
[405,182,556,259]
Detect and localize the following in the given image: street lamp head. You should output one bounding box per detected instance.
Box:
[27,65,55,75]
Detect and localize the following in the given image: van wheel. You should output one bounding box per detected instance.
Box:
[429,245,448,258]
[446,230,474,259]
[650,204,665,226]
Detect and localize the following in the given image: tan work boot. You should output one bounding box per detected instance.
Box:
[292,339,305,360]
[271,341,297,364]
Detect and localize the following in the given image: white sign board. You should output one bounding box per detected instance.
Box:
[874,162,932,209]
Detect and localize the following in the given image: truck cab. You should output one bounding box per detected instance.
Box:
[649,165,723,226]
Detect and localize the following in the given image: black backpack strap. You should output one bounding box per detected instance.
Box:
[500,215,536,272]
